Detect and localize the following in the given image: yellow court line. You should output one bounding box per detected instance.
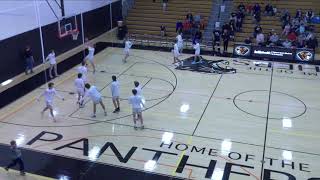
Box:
[0,72,77,123]
[171,136,193,177]
[269,129,320,139]
[0,167,55,180]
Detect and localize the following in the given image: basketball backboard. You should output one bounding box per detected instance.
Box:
[58,15,79,39]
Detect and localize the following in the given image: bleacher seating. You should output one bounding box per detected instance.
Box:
[126,0,212,39]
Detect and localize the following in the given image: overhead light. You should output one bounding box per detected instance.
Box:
[144,160,156,171]
[1,79,13,86]
[161,132,173,145]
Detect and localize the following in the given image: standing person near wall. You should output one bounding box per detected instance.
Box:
[24,45,34,75]
[46,50,59,78]
[222,29,230,54]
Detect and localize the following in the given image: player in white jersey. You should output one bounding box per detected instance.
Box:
[37,82,64,122]
[176,32,184,53]
[110,75,120,113]
[83,83,107,118]
[84,38,96,73]
[173,40,181,64]
[129,89,145,130]
[45,50,58,78]
[134,81,142,96]
[192,41,201,64]
[123,38,133,63]
[74,73,85,108]
[77,62,88,83]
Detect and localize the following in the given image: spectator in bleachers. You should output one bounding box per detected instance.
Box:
[253,3,261,15]
[273,6,278,16]
[238,2,245,13]
[253,11,261,24]
[246,4,253,15]
[266,32,273,45]
[296,23,306,34]
[212,28,221,55]
[160,25,166,37]
[162,0,168,11]
[222,22,231,32]
[176,21,183,33]
[24,45,34,75]
[281,9,291,28]
[264,3,274,16]
[297,34,307,48]
[306,35,318,50]
[229,22,235,41]
[193,30,202,44]
[282,39,292,48]
[253,25,262,38]
[295,9,303,19]
[306,9,314,23]
[256,32,265,46]
[287,31,297,42]
[236,14,243,32]
[222,29,230,53]
[186,10,193,23]
[244,36,253,44]
[194,13,201,25]
[269,32,280,46]
[282,23,291,36]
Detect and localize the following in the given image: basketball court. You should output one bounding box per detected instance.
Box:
[0,46,319,179]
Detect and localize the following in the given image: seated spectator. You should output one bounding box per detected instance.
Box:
[282,23,291,36]
[282,39,292,48]
[273,6,277,16]
[238,2,245,13]
[194,13,201,25]
[306,9,314,23]
[253,11,261,24]
[297,34,307,48]
[253,3,261,14]
[160,25,166,37]
[266,32,273,45]
[256,32,265,45]
[264,3,274,16]
[244,37,253,44]
[287,31,297,42]
[186,10,193,23]
[296,23,305,34]
[253,25,262,38]
[269,32,280,46]
[295,9,303,19]
[306,35,318,50]
[176,21,183,33]
[246,4,253,15]
[162,0,168,11]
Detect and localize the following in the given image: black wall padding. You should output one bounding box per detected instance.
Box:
[41,15,83,57]
[83,5,111,40]
[0,29,42,82]
[111,0,122,28]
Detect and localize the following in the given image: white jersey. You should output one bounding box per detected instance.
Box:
[74,78,85,93]
[129,95,144,109]
[77,66,88,82]
[85,86,101,103]
[124,41,132,51]
[40,88,61,105]
[176,34,183,49]
[46,52,56,65]
[193,43,200,55]
[87,46,95,58]
[110,81,120,97]
[173,43,180,57]
[135,85,142,96]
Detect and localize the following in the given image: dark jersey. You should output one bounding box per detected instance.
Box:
[213,30,221,41]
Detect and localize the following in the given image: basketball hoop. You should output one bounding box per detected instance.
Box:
[71,30,79,40]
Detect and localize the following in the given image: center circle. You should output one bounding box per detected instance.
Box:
[233,90,307,119]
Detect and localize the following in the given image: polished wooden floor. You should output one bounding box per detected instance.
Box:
[0,47,319,180]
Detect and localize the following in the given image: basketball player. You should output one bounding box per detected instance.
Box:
[111,75,120,113]
[45,50,58,78]
[173,39,181,64]
[129,89,145,130]
[83,83,107,118]
[192,40,201,64]
[37,82,64,122]
[176,32,184,53]
[5,140,25,176]
[84,38,96,73]
[74,73,85,108]
[123,38,133,63]
[134,81,142,96]
[78,61,88,83]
